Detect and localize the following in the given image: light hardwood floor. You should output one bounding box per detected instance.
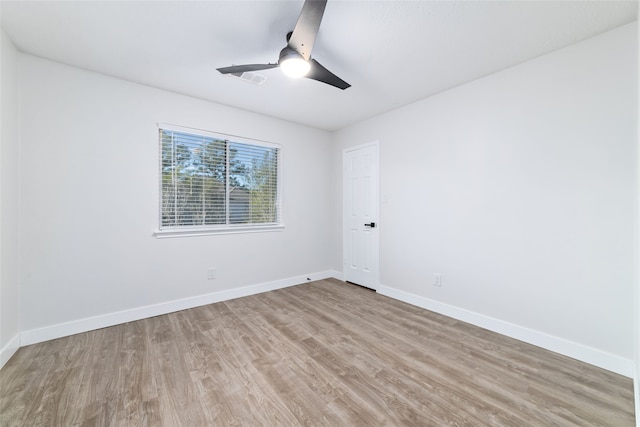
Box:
[1,279,635,426]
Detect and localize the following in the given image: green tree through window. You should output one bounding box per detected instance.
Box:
[160,128,280,228]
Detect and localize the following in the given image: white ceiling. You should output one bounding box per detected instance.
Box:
[1,1,637,131]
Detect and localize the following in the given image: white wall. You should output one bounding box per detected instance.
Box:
[0,29,21,365]
[333,22,638,375]
[635,8,640,425]
[18,55,335,339]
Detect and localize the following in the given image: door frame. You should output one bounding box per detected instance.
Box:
[342,141,380,290]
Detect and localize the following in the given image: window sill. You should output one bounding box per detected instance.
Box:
[153,224,285,239]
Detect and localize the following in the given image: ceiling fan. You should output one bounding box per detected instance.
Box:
[217,0,350,90]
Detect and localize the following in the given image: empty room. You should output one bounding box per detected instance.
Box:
[1,0,639,425]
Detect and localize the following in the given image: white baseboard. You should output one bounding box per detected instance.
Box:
[20,270,336,347]
[327,269,344,281]
[377,284,634,378]
[13,273,632,379]
[0,334,20,369]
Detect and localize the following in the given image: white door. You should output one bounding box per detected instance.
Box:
[343,143,379,290]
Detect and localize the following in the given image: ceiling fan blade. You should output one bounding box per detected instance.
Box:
[305,59,350,90]
[288,0,327,60]
[217,63,278,74]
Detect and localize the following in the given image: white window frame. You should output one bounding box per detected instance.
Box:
[154,123,284,238]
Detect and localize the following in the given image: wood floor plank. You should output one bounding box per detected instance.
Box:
[1,279,635,426]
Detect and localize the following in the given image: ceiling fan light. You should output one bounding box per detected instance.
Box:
[279,49,310,78]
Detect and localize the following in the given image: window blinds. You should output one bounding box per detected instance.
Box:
[160,128,280,229]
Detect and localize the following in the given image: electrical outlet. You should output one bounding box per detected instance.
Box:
[207,268,217,280]
[433,273,442,287]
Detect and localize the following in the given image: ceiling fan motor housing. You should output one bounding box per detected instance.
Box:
[279,46,304,64]
[278,46,311,78]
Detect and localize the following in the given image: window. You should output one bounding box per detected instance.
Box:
[157,125,282,237]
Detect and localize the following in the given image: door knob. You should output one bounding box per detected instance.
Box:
[364,222,376,228]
